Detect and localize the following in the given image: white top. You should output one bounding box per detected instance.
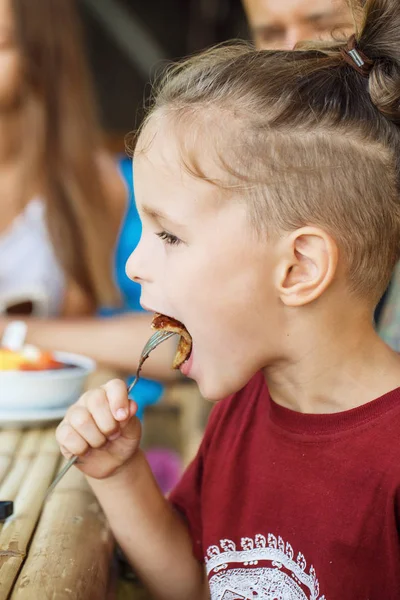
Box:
[0,199,65,317]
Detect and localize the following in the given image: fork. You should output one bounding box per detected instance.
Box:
[45,329,176,499]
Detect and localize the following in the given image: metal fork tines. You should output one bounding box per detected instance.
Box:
[45,329,177,499]
[127,329,175,393]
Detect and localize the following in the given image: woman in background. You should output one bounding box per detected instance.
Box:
[0,0,176,415]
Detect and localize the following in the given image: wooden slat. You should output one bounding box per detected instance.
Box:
[0,430,44,502]
[16,429,43,457]
[11,465,114,600]
[0,556,23,598]
[35,426,60,456]
[0,430,23,486]
[0,429,60,600]
[0,430,23,456]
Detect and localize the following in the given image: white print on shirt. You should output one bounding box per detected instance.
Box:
[205,534,326,600]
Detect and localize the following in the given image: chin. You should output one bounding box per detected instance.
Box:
[197,373,250,403]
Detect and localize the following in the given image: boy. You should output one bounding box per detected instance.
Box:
[56,0,400,596]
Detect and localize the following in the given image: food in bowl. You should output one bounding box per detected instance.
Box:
[151,313,192,369]
[0,350,95,412]
[0,345,65,371]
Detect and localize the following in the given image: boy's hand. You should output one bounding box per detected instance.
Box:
[56,379,141,479]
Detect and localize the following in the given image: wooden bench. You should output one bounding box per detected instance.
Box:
[0,427,115,600]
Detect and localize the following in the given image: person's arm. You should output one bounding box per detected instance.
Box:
[12,311,178,380]
[56,380,209,600]
[61,278,95,317]
[89,452,209,600]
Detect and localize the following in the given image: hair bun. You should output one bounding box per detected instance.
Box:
[369,61,400,124]
[360,0,400,124]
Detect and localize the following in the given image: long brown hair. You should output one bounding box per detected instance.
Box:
[13,0,119,306]
[139,0,400,302]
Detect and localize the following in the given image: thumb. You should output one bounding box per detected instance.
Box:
[101,379,131,422]
[119,405,142,442]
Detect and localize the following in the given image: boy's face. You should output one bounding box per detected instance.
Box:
[128,121,285,400]
[243,0,354,49]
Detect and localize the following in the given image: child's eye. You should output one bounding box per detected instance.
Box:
[156,231,181,246]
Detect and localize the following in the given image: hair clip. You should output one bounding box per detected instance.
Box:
[340,34,374,77]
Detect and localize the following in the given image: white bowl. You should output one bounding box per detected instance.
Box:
[0,351,96,411]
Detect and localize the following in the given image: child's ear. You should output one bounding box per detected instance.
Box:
[275,227,338,307]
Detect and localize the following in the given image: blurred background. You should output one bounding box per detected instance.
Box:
[80,0,249,151]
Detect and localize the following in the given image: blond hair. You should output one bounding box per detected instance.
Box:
[136,0,400,302]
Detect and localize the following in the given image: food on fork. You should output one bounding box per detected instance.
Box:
[0,345,63,371]
[151,313,192,369]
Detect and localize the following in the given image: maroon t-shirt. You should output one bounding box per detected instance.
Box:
[170,371,400,600]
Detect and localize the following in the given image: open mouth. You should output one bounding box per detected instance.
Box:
[151,313,192,369]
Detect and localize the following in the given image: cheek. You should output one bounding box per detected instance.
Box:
[171,246,271,341]
[162,253,197,309]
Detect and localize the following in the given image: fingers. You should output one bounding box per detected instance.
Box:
[87,388,120,439]
[69,406,107,447]
[56,420,89,457]
[56,379,137,458]
[57,405,107,455]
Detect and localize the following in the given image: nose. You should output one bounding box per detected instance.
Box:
[125,236,152,284]
[284,26,302,49]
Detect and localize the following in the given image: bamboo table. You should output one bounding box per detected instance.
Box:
[0,427,115,600]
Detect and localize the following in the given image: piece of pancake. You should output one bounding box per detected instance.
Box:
[151,313,192,369]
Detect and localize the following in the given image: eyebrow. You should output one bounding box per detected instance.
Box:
[141,205,184,228]
[252,23,283,35]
